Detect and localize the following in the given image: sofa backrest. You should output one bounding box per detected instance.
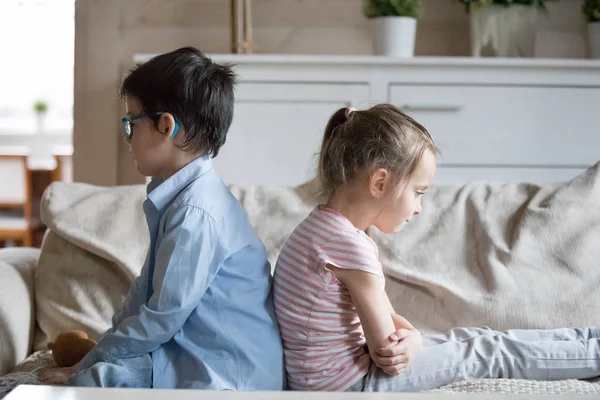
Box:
[33,163,600,350]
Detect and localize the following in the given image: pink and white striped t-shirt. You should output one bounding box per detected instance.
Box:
[273,206,384,391]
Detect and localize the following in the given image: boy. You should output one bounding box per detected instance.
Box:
[39,47,285,391]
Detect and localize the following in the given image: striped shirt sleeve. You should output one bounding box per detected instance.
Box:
[317,232,381,277]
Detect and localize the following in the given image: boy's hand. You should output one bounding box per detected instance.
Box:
[38,365,77,385]
[372,328,423,376]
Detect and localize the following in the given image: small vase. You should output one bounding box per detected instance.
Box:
[36,113,46,134]
[470,4,538,57]
[371,17,417,58]
[589,22,600,59]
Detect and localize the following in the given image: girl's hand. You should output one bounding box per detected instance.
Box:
[373,329,423,375]
[38,365,77,385]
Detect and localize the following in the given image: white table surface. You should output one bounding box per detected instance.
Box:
[6,385,600,400]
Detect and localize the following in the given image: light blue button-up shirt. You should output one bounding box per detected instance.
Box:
[78,155,285,390]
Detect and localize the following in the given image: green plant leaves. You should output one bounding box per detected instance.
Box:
[582,0,600,22]
[456,0,558,13]
[363,0,422,19]
[33,100,49,113]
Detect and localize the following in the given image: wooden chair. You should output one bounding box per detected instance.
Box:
[0,154,32,247]
[52,153,73,182]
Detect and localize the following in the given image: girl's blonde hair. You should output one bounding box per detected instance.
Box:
[317,103,438,199]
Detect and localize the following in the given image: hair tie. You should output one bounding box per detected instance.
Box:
[345,107,356,120]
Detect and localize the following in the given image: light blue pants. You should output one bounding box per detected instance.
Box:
[349,326,600,392]
[67,354,152,388]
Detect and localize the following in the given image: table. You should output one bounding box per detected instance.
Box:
[0,146,72,247]
[6,385,600,400]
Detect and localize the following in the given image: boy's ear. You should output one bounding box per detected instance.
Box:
[369,168,388,199]
[158,112,179,140]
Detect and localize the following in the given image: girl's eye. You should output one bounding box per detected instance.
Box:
[416,191,425,196]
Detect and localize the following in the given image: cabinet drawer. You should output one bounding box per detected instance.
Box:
[389,85,600,167]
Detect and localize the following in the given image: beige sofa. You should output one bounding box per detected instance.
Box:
[2,163,600,397]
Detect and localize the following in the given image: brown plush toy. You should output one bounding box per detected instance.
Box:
[48,330,97,367]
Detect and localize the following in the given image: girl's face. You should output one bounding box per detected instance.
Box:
[373,150,437,234]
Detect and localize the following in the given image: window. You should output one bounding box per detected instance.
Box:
[0,0,74,136]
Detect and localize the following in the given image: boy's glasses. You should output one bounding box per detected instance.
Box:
[121,112,178,140]
[121,114,149,140]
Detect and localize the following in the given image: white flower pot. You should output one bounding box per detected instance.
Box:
[371,17,417,58]
[36,113,46,134]
[470,5,538,57]
[588,22,600,59]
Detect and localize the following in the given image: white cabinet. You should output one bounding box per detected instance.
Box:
[133,54,600,185]
[214,82,369,185]
[389,84,600,168]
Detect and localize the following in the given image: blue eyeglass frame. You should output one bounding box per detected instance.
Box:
[121,112,180,140]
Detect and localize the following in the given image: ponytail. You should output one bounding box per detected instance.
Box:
[317,107,354,198]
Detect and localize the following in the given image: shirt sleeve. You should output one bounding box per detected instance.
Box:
[78,205,226,369]
[108,256,150,333]
[317,232,381,277]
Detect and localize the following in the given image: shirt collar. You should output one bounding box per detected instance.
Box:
[146,155,213,212]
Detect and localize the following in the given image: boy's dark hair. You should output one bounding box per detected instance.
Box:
[120,46,236,157]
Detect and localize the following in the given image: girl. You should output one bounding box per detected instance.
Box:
[272,103,600,392]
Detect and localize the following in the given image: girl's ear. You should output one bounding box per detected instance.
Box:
[369,168,389,199]
[157,112,179,140]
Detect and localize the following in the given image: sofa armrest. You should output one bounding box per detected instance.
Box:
[0,247,40,376]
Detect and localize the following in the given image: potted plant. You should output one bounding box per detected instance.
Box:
[33,100,49,134]
[583,0,600,58]
[457,0,558,57]
[364,0,422,57]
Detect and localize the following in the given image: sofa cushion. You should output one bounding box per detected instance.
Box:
[33,162,600,352]
[376,162,600,334]
[228,179,318,271]
[34,183,148,351]
[32,179,320,351]
[0,248,39,376]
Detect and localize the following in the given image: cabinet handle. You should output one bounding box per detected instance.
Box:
[400,104,464,112]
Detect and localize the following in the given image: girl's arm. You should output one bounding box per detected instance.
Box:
[385,294,416,332]
[328,266,396,355]
[391,313,416,331]
[331,268,423,375]
[371,293,422,375]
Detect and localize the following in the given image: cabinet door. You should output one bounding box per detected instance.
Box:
[214,82,370,185]
[389,84,600,167]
